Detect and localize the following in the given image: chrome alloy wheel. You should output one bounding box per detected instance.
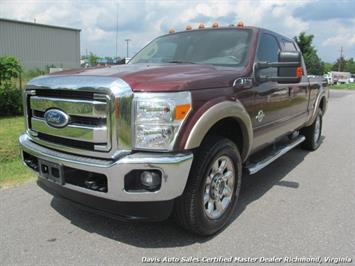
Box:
[314,115,321,144]
[203,156,235,219]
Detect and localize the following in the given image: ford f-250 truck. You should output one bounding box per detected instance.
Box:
[20,24,328,235]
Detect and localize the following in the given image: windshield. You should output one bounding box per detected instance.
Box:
[129,29,252,66]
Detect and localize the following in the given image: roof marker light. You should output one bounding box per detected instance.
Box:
[212,22,219,28]
[168,28,175,33]
[186,25,192,30]
[198,23,205,29]
[237,21,244,28]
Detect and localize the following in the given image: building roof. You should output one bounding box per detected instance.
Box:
[0,18,81,31]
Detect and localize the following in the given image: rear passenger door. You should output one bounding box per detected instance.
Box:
[280,39,309,121]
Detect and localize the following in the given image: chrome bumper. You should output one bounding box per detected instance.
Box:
[19,134,193,202]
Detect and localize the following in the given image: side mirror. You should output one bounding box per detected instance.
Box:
[255,51,302,83]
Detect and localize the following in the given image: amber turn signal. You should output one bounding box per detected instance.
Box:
[296,67,303,78]
[175,104,191,120]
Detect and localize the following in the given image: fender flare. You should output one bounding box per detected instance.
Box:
[305,85,327,127]
[184,100,253,161]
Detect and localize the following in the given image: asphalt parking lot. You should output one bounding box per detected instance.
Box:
[1,90,354,265]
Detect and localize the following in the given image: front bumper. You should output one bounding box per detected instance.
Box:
[19,134,193,220]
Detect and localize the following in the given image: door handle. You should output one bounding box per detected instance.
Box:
[233,77,253,89]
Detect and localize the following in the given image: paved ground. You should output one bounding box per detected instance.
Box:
[1,90,354,266]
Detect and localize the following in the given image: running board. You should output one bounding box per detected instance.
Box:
[246,135,305,175]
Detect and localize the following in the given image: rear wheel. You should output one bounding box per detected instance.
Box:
[301,110,323,150]
[174,136,242,236]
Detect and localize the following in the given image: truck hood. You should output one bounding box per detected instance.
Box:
[49,63,245,92]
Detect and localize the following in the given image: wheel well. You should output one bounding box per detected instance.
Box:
[319,97,326,113]
[202,117,244,157]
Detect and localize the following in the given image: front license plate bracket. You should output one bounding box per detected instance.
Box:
[38,159,64,185]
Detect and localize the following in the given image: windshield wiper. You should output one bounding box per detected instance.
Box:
[167,60,196,64]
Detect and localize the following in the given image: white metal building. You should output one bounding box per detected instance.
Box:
[0,18,80,69]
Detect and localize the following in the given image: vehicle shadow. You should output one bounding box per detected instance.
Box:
[50,145,313,248]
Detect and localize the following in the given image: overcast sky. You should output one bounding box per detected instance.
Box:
[1,0,354,62]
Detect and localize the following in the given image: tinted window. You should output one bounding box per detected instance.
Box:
[257,33,280,62]
[130,29,252,66]
[257,33,280,76]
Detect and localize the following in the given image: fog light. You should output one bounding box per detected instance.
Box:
[140,171,161,190]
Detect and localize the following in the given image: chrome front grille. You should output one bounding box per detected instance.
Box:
[24,75,134,159]
[27,90,112,154]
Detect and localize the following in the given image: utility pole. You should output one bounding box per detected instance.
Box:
[115,3,119,60]
[124,39,131,58]
[338,46,343,72]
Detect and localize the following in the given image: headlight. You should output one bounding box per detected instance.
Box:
[133,92,192,151]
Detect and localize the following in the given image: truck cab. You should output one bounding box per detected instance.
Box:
[20,24,328,235]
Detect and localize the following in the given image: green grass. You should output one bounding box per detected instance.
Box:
[328,83,355,90]
[0,116,36,188]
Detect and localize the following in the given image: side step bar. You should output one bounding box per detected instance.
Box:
[245,135,305,175]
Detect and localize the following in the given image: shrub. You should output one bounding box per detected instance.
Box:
[0,83,23,116]
[0,56,22,84]
[0,56,23,116]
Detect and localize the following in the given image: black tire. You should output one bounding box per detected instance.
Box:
[301,110,323,151]
[174,136,242,236]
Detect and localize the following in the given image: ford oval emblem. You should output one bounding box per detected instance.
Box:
[44,109,70,128]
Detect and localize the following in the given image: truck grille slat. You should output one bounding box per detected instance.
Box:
[37,133,96,151]
[32,110,106,127]
[30,96,107,118]
[31,118,108,143]
[35,89,95,100]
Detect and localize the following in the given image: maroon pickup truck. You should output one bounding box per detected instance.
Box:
[20,24,328,235]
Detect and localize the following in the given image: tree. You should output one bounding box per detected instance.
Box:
[0,56,22,85]
[332,56,346,72]
[294,32,324,75]
[88,52,98,66]
[332,57,355,73]
[344,58,355,73]
[0,56,23,115]
[323,62,333,73]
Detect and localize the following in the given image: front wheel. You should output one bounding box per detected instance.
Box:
[301,110,323,150]
[174,137,242,236]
